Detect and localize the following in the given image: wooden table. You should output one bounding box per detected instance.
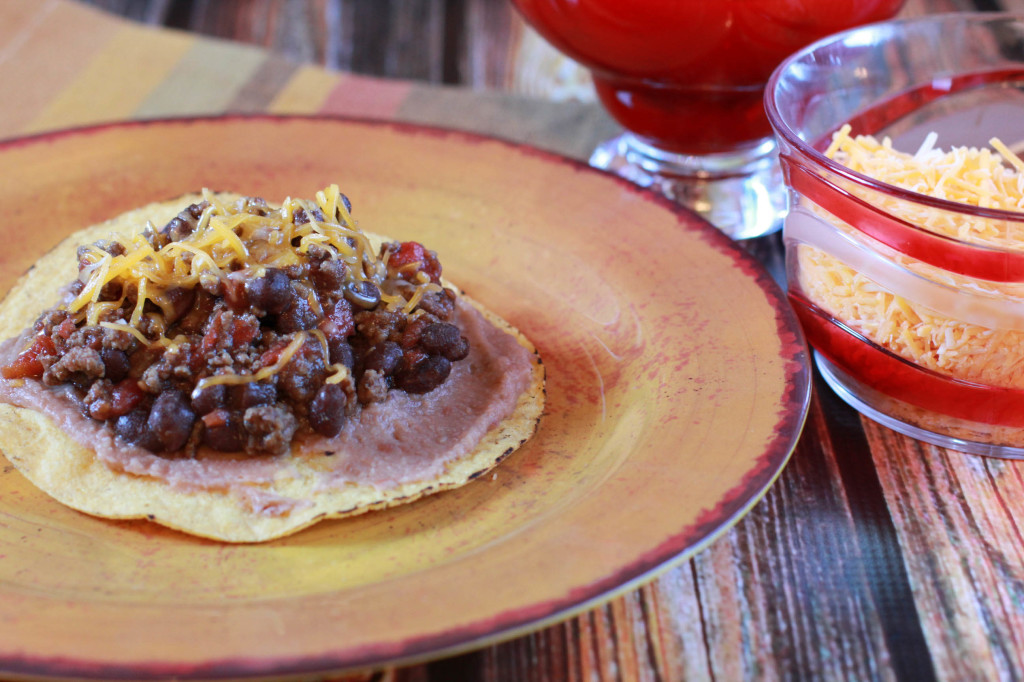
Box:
[6,0,1024,679]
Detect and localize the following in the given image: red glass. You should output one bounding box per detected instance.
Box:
[790,294,1024,428]
[780,68,1024,282]
[767,13,1024,455]
[511,0,904,156]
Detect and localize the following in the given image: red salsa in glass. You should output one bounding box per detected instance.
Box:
[512,0,905,154]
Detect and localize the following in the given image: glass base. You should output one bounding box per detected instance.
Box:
[589,132,786,240]
[816,352,1024,459]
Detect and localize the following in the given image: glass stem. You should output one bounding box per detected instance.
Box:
[590,132,787,240]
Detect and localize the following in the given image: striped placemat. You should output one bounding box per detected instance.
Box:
[0,0,617,160]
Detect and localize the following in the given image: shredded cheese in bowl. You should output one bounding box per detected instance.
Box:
[825,125,1024,248]
[790,127,1024,445]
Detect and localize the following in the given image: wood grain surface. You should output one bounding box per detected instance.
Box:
[24,0,1024,680]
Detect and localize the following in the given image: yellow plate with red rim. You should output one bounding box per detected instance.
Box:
[0,116,809,679]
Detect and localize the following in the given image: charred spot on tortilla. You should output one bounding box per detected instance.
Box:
[0,186,544,543]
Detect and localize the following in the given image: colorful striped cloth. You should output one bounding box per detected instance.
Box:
[0,0,618,160]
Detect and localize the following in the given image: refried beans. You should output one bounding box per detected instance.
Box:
[0,186,534,512]
[0,299,532,498]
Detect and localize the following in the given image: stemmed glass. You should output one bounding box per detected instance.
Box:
[511,0,905,239]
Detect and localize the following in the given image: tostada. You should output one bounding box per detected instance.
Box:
[0,185,544,542]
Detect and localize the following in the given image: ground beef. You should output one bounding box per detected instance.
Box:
[354,309,404,346]
[42,346,105,386]
[357,368,389,404]
[244,404,298,455]
[417,289,457,321]
[158,202,207,245]
[34,309,70,335]
[83,379,116,420]
[139,363,170,394]
[58,325,135,354]
[77,239,126,268]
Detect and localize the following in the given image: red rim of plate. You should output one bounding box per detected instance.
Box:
[0,114,811,681]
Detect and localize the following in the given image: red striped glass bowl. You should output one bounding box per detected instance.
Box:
[766,13,1024,456]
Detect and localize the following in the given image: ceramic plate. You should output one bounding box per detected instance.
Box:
[0,116,809,680]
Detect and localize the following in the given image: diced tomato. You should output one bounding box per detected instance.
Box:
[400,316,429,349]
[388,241,442,283]
[110,379,145,416]
[201,311,259,355]
[1,334,55,380]
[259,338,291,368]
[222,277,247,312]
[233,318,259,346]
[185,343,205,373]
[201,408,231,429]
[54,317,76,340]
[318,299,355,340]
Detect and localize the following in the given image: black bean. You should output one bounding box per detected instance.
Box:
[418,322,455,350]
[362,341,402,376]
[163,286,196,325]
[343,280,381,310]
[328,338,354,368]
[177,289,216,335]
[309,384,346,437]
[114,406,161,451]
[101,349,130,382]
[201,409,246,452]
[230,381,277,409]
[275,295,318,333]
[191,384,227,415]
[147,389,195,452]
[114,407,145,441]
[278,369,320,404]
[340,193,352,214]
[246,268,293,315]
[420,322,470,361]
[395,355,451,394]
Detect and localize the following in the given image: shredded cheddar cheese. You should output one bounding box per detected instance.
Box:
[827,124,1024,246]
[800,129,1024,390]
[67,184,443,388]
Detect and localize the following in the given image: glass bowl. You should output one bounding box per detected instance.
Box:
[766,13,1024,457]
